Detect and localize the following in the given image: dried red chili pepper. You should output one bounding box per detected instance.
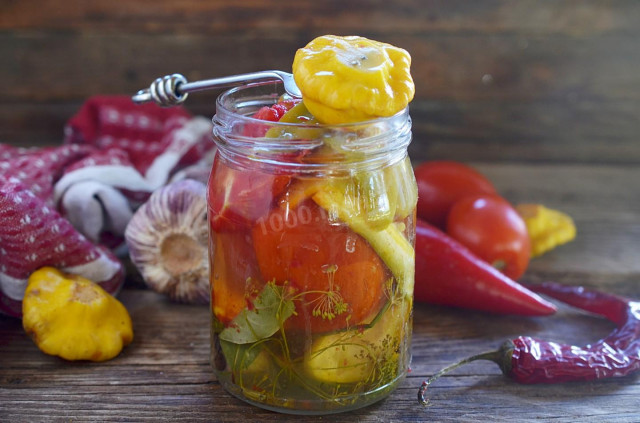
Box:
[414,219,556,316]
[418,282,640,405]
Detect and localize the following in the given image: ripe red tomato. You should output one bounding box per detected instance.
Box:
[208,157,290,232]
[414,161,497,229]
[251,200,386,333]
[211,229,264,325]
[446,194,531,280]
[209,99,309,232]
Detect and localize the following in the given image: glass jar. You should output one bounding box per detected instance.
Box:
[207,81,417,414]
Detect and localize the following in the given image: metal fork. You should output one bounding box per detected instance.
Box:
[131,70,302,107]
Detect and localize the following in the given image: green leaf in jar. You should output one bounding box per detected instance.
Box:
[219,339,268,372]
[219,282,295,344]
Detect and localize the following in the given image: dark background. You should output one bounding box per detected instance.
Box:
[2,0,639,165]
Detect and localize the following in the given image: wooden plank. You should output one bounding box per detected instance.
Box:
[2,0,639,36]
[3,98,639,166]
[408,100,640,164]
[2,379,637,423]
[2,33,638,102]
[0,102,80,146]
[2,285,639,422]
[475,164,640,223]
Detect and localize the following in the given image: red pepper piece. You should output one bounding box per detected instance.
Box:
[242,99,297,137]
[414,219,556,316]
[210,99,302,232]
[508,282,640,383]
[418,282,640,405]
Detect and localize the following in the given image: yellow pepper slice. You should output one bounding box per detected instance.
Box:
[292,35,415,124]
[264,101,321,139]
[516,204,577,258]
[313,184,415,297]
[22,267,133,361]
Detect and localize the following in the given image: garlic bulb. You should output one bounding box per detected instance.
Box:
[125,179,209,304]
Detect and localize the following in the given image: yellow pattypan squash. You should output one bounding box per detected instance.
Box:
[516,203,577,258]
[22,267,133,362]
[304,291,411,384]
[292,35,415,124]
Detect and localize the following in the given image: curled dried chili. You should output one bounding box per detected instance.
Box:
[418,282,640,405]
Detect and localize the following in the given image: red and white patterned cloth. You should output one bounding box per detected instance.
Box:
[0,96,214,316]
[0,176,124,316]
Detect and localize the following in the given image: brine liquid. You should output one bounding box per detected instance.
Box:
[207,156,415,414]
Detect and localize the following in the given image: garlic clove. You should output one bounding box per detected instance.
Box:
[125,179,210,304]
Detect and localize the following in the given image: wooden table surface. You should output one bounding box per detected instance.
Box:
[1,163,639,422]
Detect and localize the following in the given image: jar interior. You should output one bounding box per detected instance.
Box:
[208,81,416,415]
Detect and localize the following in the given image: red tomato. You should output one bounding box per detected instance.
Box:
[251,200,387,333]
[209,99,309,232]
[208,157,290,232]
[211,230,264,325]
[242,99,297,137]
[414,161,497,229]
[446,194,531,280]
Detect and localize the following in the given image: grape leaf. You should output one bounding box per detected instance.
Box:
[219,283,295,344]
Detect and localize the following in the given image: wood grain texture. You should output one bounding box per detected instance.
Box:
[1,292,639,422]
[2,0,640,36]
[2,32,639,102]
[2,163,640,421]
[2,1,640,420]
[1,0,639,161]
[4,99,640,166]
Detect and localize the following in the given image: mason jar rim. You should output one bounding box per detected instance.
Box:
[215,81,410,128]
[211,81,412,175]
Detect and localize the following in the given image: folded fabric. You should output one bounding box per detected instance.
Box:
[0,143,95,206]
[0,95,215,316]
[57,95,214,244]
[168,147,216,186]
[0,177,124,316]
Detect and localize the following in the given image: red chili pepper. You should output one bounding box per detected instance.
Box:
[414,219,556,316]
[418,282,640,405]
